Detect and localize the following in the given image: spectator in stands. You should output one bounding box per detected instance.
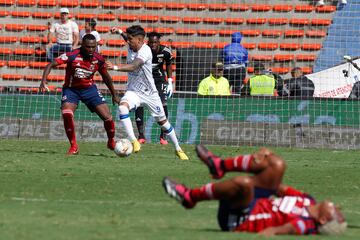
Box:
[221,32,248,95]
[243,62,276,96]
[282,67,315,97]
[198,62,231,96]
[47,8,79,62]
[79,18,101,52]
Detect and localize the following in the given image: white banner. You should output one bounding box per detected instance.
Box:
[308,59,360,98]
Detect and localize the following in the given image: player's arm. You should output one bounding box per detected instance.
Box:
[111,27,128,41]
[258,223,297,236]
[47,31,54,47]
[165,50,174,97]
[40,61,60,92]
[106,58,143,72]
[99,68,120,105]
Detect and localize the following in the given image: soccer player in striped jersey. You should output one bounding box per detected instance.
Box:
[163,145,347,236]
[106,25,189,160]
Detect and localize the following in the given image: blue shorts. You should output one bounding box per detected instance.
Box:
[61,85,106,112]
[217,187,276,231]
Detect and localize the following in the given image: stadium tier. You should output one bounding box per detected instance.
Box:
[1,0,360,149]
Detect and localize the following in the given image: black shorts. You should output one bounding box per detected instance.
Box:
[155,82,168,105]
[217,187,276,231]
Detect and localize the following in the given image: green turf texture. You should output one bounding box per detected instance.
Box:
[0,140,359,240]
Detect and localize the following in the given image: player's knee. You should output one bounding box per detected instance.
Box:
[270,156,287,174]
[62,109,74,116]
[118,105,129,115]
[232,176,253,189]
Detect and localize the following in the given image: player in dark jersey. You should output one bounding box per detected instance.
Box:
[40,34,120,155]
[163,145,347,236]
[134,32,174,145]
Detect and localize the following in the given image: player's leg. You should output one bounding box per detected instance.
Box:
[61,88,80,155]
[135,107,146,143]
[119,91,141,152]
[157,82,168,145]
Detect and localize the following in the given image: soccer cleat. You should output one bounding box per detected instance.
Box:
[196,145,224,179]
[162,177,195,209]
[131,139,141,153]
[67,145,79,155]
[138,138,146,144]
[107,138,116,150]
[159,137,168,145]
[176,150,189,160]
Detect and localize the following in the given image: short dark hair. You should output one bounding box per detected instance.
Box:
[82,34,96,42]
[147,31,162,39]
[126,25,146,37]
[85,18,97,28]
[291,67,302,76]
[254,62,265,72]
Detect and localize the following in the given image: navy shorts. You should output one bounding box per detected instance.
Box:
[61,85,107,112]
[217,187,276,231]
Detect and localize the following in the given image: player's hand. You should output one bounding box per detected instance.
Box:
[258,227,277,237]
[112,95,120,105]
[39,81,49,92]
[111,27,123,34]
[166,78,174,98]
[106,61,115,70]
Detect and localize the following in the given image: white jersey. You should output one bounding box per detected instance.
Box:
[126,44,157,95]
[80,29,101,52]
[50,20,79,44]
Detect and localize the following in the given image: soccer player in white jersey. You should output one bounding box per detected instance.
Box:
[106,25,189,160]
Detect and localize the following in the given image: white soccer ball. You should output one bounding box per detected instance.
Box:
[114,139,133,157]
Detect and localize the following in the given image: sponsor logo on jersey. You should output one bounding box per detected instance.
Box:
[74,68,93,79]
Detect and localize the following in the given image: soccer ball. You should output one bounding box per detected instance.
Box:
[114,139,133,157]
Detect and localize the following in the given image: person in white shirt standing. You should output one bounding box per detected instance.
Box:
[47,8,79,62]
[79,18,101,53]
[106,25,189,160]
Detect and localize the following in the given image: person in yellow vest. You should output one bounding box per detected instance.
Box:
[198,62,231,96]
[247,62,276,96]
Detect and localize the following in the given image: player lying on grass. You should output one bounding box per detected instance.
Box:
[40,34,120,155]
[163,145,347,236]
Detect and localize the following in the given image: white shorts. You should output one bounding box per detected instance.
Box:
[121,90,166,121]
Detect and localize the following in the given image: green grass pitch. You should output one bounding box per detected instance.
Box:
[0,139,359,240]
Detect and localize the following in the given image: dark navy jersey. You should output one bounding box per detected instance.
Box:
[150,45,173,82]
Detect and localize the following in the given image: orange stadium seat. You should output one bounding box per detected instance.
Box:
[0,10,10,17]
[106,39,126,47]
[0,48,12,54]
[241,29,261,37]
[250,55,273,61]
[171,42,193,48]
[187,3,207,11]
[112,76,127,83]
[160,16,181,23]
[32,12,53,19]
[59,0,78,7]
[251,4,271,12]
[8,61,29,68]
[197,29,218,36]
[35,48,46,56]
[203,18,223,24]
[14,48,35,55]
[213,42,227,49]
[316,5,336,13]
[0,60,6,67]
[272,5,293,12]
[302,43,322,51]
[271,67,290,74]
[11,11,31,18]
[247,67,254,73]
[268,18,288,25]
[165,3,187,10]
[24,75,42,81]
[311,19,331,26]
[118,14,137,22]
[219,29,237,36]
[29,61,48,68]
[144,2,164,10]
[2,74,22,80]
[102,1,122,9]
[284,30,305,38]
[0,36,18,43]
[75,13,96,20]
[20,36,41,43]
[97,14,116,21]
[296,54,317,61]
[224,18,245,25]
[27,25,47,32]
[306,30,327,38]
[301,67,313,74]
[0,0,14,5]
[295,5,314,12]
[194,42,213,49]
[280,43,301,51]
[155,27,174,35]
[123,1,143,9]
[230,4,249,11]
[208,4,227,11]
[242,43,256,50]
[5,24,25,31]
[80,1,100,8]
[143,27,154,33]
[182,17,202,24]
[175,28,196,35]
[289,18,309,26]
[37,0,57,7]
[246,18,267,25]
[138,15,159,23]
[274,54,294,62]
[47,75,64,82]
[101,50,125,57]
[262,30,282,38]
[258,43,278,50]
[17,0,36,6]
[95,26,110,33]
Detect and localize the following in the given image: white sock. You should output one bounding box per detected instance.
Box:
[160,121,181,151]
[119,105,136,141]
